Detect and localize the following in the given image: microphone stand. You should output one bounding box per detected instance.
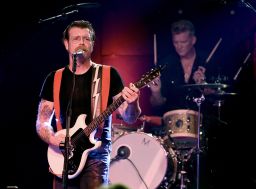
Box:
[38,2,101,24]
[62,55,77,189]
[38,10,78,24]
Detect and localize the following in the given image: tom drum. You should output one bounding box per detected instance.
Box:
[163,109,201,149]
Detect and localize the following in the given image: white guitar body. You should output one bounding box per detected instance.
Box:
[47,114,102,179]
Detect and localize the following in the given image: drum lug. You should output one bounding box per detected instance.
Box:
[168,129,173,134]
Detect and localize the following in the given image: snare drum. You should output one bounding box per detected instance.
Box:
[111,123,137,142]
[109,132,177,189]
[163,109,201,149]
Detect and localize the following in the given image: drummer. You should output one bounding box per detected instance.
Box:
[141,19,217,188]
[149,19,212,115]
[140,20,219,135]
[140,19,224,189]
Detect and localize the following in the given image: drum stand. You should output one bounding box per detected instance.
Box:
[193,94,205,189]
[175,148,194,189]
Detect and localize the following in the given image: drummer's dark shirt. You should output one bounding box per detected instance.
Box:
[153,51,212,116]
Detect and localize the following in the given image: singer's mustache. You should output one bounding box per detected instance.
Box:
[75,46,88,52]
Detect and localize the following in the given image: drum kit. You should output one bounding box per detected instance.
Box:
[109,82,236,189]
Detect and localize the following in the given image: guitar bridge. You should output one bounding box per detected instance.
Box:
[59,142,74,159]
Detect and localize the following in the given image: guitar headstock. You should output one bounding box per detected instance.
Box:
[134,64,166,89]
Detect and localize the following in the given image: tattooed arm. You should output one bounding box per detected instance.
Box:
[36,99,64,147]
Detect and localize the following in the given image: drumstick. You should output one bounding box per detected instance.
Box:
[233,52,251,80]
[205,38,222,64]
[154,33,157,65]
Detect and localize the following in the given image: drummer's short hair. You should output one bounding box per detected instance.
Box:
[171,20,195,36]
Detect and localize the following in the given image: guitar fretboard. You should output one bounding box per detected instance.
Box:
[86,96,125,136]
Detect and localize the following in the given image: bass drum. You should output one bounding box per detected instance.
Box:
[109,132,177,189]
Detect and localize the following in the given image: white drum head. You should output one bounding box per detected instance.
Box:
[109,132,168,189]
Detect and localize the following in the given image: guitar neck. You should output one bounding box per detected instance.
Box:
[84,95,125,136]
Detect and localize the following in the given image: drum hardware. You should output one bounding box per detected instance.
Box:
[213,99,224,121]
[167,147,194,189]
[183,83,229,90]
[183,82,236,106]
[180,82,234,189]
[137,116,146,132]
[192,94,205,189]
[209,90,237,121]
[177,162,189,189]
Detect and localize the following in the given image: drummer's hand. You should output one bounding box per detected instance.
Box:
[139,115,151,122]
[139,115,162,126]
[193,66,206,84]
[148,77,161,93]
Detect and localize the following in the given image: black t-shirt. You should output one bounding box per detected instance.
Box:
[40,65,124,143]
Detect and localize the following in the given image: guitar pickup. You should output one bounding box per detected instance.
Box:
[59,142,65,152]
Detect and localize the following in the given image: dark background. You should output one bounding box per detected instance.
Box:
[1,0,256,189]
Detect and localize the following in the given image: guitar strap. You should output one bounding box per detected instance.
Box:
[53,67,65,131]
[53,65,110,139]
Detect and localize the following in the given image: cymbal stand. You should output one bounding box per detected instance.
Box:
[213,87,224,121]
[175,148,194,189]
[179,160,187,189]
[193,94,205,189]
[138,118,146,132]
[213,99,224,121]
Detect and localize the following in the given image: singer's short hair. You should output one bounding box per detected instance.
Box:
[171,19,195,36]
[63,20,96,41]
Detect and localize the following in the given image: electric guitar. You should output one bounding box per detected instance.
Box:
[47,65,165,179]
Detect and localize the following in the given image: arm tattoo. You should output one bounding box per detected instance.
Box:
[36,99,54,144]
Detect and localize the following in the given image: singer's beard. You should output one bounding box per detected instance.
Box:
[76,56,90,66]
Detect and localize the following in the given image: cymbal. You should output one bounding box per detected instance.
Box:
[183,83,228,89]
[208,91,237,97]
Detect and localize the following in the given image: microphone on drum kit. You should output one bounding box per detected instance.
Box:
[111,146,130,162]
[117,146,130,159]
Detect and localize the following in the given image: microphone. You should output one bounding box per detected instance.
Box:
[110,146,130,163]
[72,50,84,72]
[72,49,84,58]
[117,146,130,159]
